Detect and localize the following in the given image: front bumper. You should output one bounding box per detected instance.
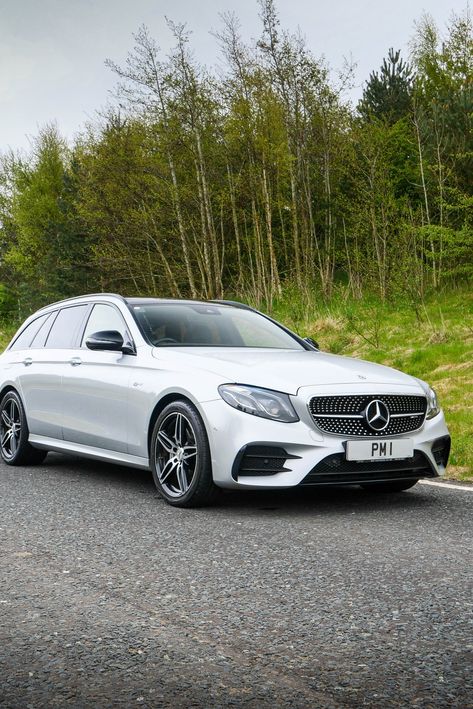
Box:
[199,394,450,490]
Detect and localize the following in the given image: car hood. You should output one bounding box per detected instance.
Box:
[152,347,421,395]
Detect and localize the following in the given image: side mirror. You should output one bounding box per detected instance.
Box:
[86,330,125,352]
[303,336,320,350]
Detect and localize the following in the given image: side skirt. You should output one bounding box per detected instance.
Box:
[28,434,150,470]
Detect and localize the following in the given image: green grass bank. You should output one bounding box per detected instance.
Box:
[0,288,471,481]
[266,287,473,482]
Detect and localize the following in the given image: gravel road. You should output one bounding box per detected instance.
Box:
[1,454,472,708]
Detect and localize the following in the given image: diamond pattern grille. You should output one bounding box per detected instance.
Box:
[308,394,427,437]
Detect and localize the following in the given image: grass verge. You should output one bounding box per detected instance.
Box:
[268,286,473,482]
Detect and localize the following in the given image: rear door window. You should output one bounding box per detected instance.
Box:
[30,311,58,348]
[45,305,89,349]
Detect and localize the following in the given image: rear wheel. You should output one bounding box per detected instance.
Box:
[150,400,217,508]
[0,391,47,465]
[361,479,419,493]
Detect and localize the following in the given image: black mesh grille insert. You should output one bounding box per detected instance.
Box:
[432,436,451,467]
[308,394,427,437]
[236,445,300,477]
[300,450,434,485]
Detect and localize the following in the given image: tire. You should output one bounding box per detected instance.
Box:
[150,400,218,508]
[360,479,419,493]
[0,390,47,466]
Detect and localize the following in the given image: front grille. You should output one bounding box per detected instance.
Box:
[300,450,434,485]
[233,445,300,478]
[308,394,427,437]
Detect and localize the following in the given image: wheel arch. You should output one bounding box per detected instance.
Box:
[0,384,20,402]
[0,385,29,431]
[147,393,199,457]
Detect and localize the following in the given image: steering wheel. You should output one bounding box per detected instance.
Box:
[155,337,179,345]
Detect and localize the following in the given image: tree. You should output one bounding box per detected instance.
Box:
[77,114,184,296]
[410,8,473,284]
[105,25,222,298]
[359,48,414,124]
[4,126,93,314]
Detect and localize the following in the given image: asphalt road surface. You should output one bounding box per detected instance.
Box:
[1,454,472,708]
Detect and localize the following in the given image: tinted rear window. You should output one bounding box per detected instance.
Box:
[10,313,51,351]
[45,305,89,349]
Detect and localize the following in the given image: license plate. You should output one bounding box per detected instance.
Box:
[346,439,413,461]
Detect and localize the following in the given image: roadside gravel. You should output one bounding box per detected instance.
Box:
[1,454,472,708]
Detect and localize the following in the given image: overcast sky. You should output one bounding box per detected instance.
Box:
[0,0,467,152]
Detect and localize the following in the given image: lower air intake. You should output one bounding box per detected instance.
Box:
[300,450,435,485]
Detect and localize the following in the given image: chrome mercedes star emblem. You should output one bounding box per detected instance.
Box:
[364,399,390,432]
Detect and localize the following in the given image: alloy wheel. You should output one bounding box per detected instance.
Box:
[155,412,198,498]
[1,398,22,460]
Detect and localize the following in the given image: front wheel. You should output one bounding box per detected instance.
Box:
[360,479,419,493]
[0,391,47,465]
[150,400,218,508]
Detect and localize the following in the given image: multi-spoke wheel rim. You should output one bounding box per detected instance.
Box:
[1,398,21,460]
[155,412,198,498]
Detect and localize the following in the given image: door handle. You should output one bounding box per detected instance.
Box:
[69,357,82,367]
[22,357,33,366]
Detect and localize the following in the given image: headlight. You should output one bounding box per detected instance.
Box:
[426,386,441,419]
[218,384,299,423]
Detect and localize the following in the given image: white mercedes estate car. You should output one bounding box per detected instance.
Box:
[0,293,450,506]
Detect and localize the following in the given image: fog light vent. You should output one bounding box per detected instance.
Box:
[233,445,300,478]
[432,436,451,467]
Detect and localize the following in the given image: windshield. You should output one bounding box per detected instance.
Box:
[129,302,305,350]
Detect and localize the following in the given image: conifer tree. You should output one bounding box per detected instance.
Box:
[358,48,414,124]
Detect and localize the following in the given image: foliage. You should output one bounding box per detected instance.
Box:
[0,126,95,315]
[0,2,471,309]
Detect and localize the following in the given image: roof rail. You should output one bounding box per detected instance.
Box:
[42,293,127,309]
